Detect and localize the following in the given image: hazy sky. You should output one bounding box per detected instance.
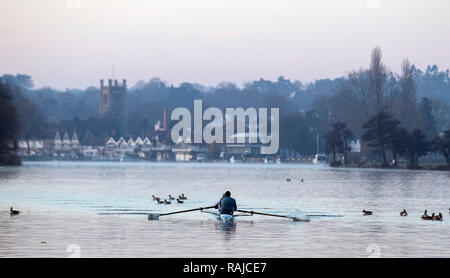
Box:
[1,0,449,90]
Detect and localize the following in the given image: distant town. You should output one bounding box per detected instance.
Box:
[1,48,450,168]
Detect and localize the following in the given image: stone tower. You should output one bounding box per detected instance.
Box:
[99,79,126,118]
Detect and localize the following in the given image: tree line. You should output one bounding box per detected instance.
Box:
[322,48,450,169]
[0,80,21,165]
[1,47,450,165]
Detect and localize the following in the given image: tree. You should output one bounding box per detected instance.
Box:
[419,97,437,139]
[324,126,341,165]
[341,123,355,164]
[363,111,399,167]
[390,127,409,167]
[404,129,430,169]
[432,129,450,166]
[0,80,21,165]
[369,47,387,113]
[324,122,354,165]
[13,93,47,153]
[279,112,315,156]
[391,59,419,131]
[430,99,450,133]
[207,142,221,160]
[128,102,163,137]
[332,70,372,136]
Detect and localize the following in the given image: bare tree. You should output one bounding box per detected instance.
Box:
[391,58,419,130]
[369,47,386,114]
[332,69,371,136]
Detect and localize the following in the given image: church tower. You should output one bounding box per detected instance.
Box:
[99,79,126,118]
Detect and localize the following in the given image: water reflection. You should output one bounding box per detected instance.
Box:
[215,221,236,241]
[0,167,21,181]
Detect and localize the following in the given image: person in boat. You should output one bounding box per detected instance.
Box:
[215,192,226,211]
[215,191,237,215]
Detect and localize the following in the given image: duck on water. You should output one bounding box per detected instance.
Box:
[433,213,443,221]
[10,207,20,215]
[421,210,443,221]
[421,210,432,220]
[152,195,160,201]
[178,193,187,200]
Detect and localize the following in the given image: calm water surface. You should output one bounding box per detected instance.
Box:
[0,161,449,257]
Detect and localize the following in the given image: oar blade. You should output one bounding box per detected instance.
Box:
[292,215,310,222]
[148,213,160,220]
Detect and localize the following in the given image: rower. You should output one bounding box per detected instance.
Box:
[215,191,237,215]
[216,192,226,211]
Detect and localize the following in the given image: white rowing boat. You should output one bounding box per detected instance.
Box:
[219,214,234,222]
[148,206,309,222]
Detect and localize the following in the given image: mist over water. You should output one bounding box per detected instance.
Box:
[1,162,449,257]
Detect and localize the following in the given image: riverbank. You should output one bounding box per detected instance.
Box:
[332,162,450,171]
[0,154,21,166]
[19,156,315,165]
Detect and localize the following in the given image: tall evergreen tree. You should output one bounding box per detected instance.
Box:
[362,111,399,167]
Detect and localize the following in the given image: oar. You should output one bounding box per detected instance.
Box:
[148,206,215,220]
[236,209,310,222]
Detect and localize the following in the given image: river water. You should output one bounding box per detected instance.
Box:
[0,161,449,257]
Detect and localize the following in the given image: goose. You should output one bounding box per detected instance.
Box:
[178,193,187,200]
[400,209,408,216]
[152,195,160,201]
[164,199,171,205]
[10,207,20,215]
[301,179,304,182]
[156,199,164,204]
[176,198,184,204]
[362,210,372,215]
[168,195,175,200]
[286,178,292,182]
[433,213,443,221]
[421,210,432,220]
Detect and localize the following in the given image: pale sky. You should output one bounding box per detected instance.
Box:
[1,0,449,90]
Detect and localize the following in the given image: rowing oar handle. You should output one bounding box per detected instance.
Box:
[159,205,216,217]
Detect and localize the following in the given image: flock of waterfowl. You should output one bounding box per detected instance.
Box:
[284,177,446,222]
[152,193,187,205]
[7,190,448,224]
[286,178,304,182]
[362,209,446,221]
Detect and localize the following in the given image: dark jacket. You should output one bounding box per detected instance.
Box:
[218,196,237,215]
